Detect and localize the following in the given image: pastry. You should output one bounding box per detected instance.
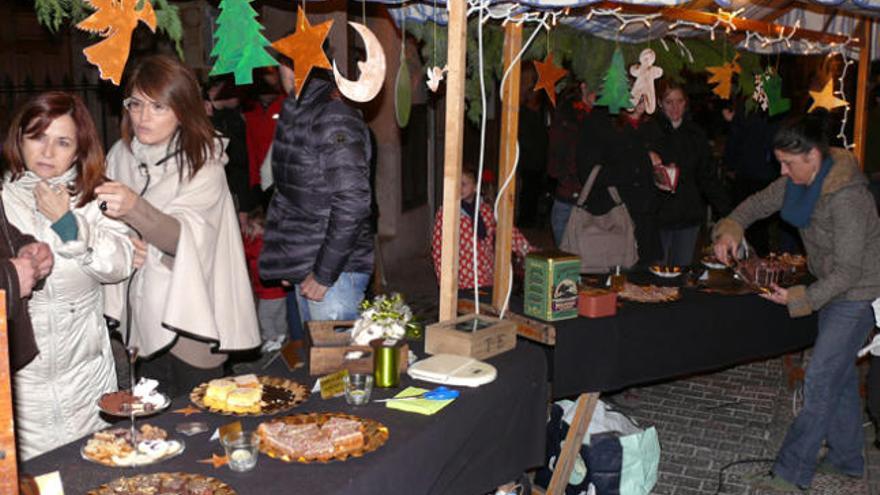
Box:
[204,379,236,409]
[225,387,262,414]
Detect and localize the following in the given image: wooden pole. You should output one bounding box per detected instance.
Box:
[493,22,523,310]
[0,291,18,495]
[438,0,468,322]
[545,393,600,495]
[854,18,872,169]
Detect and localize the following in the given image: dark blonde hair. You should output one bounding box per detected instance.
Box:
[122,55,216,179]
[3,91,105,207]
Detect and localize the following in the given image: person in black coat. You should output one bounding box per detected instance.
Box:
[646,81,731,266]
[576,97,662,267]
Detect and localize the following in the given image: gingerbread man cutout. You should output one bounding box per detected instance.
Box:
[629,48,663,114]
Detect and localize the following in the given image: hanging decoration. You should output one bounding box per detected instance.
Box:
[533,53,568,107]
[596,48,632,115]
[705,54,740,100]
[76,0,157,85]
[272,6,334,98]
[427,66,448,92]
[395,54,412,127]
[751,72,768,112]
[808,78,848,113]
[763,72,790,117]
[332,22,387,103]
[209,0,278,85]
[628,48,663,114]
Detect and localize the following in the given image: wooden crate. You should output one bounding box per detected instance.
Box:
[425,313,516,360]
[307,320,408,376]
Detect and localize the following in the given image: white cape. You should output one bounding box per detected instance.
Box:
[104,138,260,357]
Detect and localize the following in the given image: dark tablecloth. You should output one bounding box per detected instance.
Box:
[543,288,818,397]
[22,341,547,495]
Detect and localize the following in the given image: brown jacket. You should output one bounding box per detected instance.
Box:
[714,148,880,317]
[0,199,39,371]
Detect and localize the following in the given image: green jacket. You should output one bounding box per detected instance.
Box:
[714,148,880,317]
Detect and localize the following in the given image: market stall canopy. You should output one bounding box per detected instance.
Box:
[381,0,880,58]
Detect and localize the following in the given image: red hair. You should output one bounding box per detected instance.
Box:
[3,91,105,207]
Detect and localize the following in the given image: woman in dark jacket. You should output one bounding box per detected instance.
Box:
[576,97,662,267]
[648,81,730,266]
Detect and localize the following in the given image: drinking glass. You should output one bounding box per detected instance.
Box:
[344,373,373,406]
[221,430,259,472]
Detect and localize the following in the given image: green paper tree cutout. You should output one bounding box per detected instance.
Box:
[210,0,277,85]
[764,73,790,117]
[596,48,632,115]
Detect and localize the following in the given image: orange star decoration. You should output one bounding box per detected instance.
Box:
[198,453,229,469]
[76,0,157,85]
[173,406,202,416]
[706,55,741,100]
[533,54,568,107]
[271,7,334,98]
[808,79,848,113]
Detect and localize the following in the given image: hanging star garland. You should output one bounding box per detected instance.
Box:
[272,6,334,98]
[172,405,202,416]
[76,0,157,85]
[808,79,848,113]
[706,55,740,100]
[533,53,568,107]
[198,453,229,469]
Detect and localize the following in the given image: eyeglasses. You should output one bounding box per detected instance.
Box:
[123,97,171,116]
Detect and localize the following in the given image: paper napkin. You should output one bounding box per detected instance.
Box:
[385,386,455,415]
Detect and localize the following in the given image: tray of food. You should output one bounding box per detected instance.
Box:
[618,282,681,303]
[257,412,389,463]
[700,255,727,270]
[190,374,309,416]
[98,378,170,417]
[87,472,235,495]
[649,265,682,278]
[81,424,184,467]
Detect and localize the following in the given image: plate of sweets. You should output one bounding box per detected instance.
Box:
[700,256,727,270]
[618,282,681,303]
[98,378,170,417]
[87,472,235,495]
[81,424,184,467]
[649,265,683,278]
[190,374,309,416]
[257,412,389,463]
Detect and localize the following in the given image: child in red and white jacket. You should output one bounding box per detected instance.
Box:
[243,207,288,353]
[431,169,533,289]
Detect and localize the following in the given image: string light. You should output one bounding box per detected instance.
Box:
[832,50,855,149]
[585,7,661,32]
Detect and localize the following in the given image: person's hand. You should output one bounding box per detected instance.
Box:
[713,234,739,266]
[759,283,788,305]
[131,236,147,269]
[95,182,139,219]
[18,242,53,279]
[300,273,329,301]
[647,151,663,167]
[722,108,735,123]
[10,257,38,298]
[35,181,71,223]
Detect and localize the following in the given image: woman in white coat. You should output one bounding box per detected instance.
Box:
[2,92,135,460]
[96,55,259,398]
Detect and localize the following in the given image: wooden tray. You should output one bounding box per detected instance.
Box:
[190,375,309,416]
[617,283,681,303]
[88,472,235,495]
[258,412,389,463]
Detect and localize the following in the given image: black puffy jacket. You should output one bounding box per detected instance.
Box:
[259,79,374,286]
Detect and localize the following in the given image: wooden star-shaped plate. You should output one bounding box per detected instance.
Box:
[272,6,334,98]
[173,405,202,416]
[808,79,848,113]
[198,453,229,469]
[533,53,568,107]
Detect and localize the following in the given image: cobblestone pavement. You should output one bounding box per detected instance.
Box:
[385,253,879,495]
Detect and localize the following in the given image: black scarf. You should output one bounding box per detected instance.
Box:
[460,199,487,240]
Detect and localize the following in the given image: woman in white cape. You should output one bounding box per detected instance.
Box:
[2,92,134,460]
[97,55,259,397]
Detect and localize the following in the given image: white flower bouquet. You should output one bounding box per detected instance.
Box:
[350,293,414,346]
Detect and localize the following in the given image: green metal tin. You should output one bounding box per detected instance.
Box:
[372,339,401,388]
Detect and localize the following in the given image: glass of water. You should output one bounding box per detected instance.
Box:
[344,373,373,406]
[221,430,259,472]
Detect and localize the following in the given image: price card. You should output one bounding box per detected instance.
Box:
[318,369,349,399]
[211,420,243,442]
[34,472,64,495]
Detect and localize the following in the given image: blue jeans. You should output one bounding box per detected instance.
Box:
[659,225,700,266]
[551,199,574,247]
[773,299,874,487]
[295,272,370,323]
[285,290,304,341]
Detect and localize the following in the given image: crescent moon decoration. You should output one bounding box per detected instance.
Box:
[332,22,387,103]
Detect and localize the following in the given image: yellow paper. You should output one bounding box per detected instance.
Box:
[35,472,65,495]
[319,369,349,399]
[385,386,454,415]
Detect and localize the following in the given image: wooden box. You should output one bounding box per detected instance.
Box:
[307,320,409,376]
[524,250,581,322]
[578,289,617,318]
[425,313,516,360]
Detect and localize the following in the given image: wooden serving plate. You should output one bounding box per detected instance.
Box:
[258,412,389,463]
[190,375,309,416]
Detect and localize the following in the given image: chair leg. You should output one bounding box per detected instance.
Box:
[545,392,599,495]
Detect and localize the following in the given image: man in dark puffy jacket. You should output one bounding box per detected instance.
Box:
[259,73,373,323]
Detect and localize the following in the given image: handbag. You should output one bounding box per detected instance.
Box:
[560,165,638,273]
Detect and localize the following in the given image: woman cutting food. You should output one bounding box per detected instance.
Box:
[713,114,880,491]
